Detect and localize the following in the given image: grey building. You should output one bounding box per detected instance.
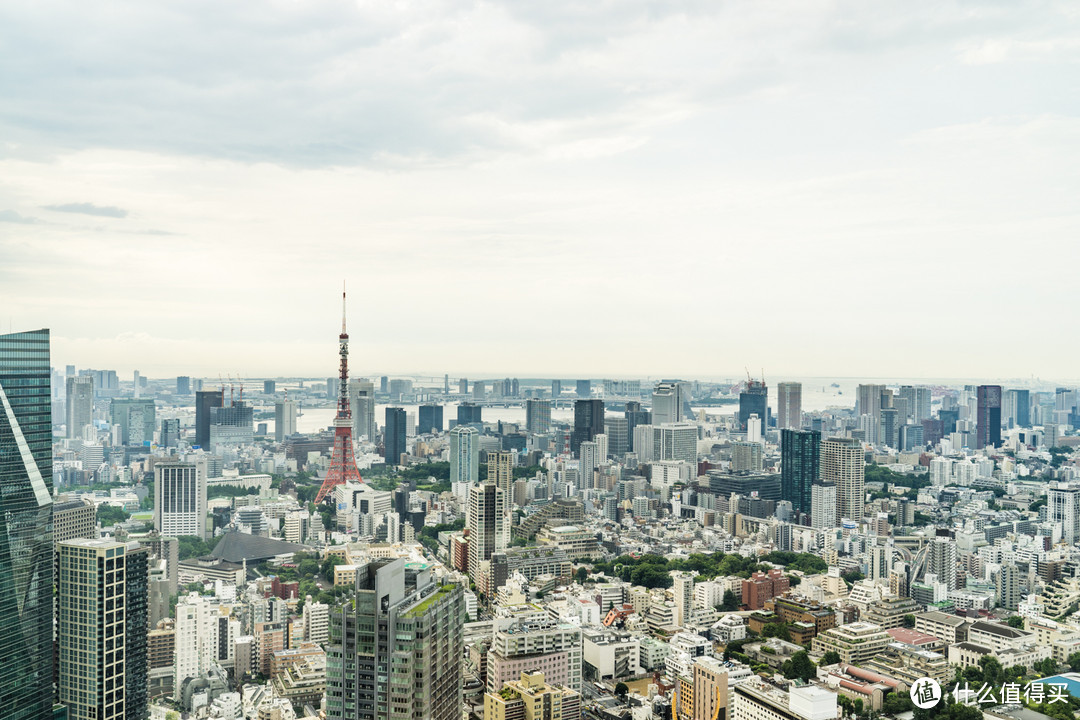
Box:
[326,559,464,720]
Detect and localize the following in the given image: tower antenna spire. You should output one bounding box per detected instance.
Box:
[316,285,364,504]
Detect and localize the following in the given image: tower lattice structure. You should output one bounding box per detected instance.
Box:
[315,291,363,504]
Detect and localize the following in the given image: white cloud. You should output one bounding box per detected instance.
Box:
[1,0,1079,379]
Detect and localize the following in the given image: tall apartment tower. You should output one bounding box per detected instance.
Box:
[384,407,407,466]
[274,399,298,441]
[624,401,651,452]
[57,539,149,720]
[571,399,605,456]
[1048,482,1080,545]
[66,374,94,438]
[855,384,885,444]
[781,429,820,517]
[821,437,864,524]
[525,398,552,435]
[487,451,515,503]
[450,426,480,485]
[0,329,56,720]
[777,382,802,430]
[194,389,224,448]
[927,538,958,590]
[468,483,507,584]
[977,385,1003,449]
[154,462,206,539]
[348,379,377,440]
[1004,389,1031,429]
[604,415,628,458]
[326,559,465,720]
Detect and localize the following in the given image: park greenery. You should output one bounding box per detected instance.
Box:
[177,535,224,561]
[417,519,466,554]
[97,504,130,527]
[589,550,828,590]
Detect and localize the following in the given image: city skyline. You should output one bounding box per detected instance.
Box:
[2,1,1079,379]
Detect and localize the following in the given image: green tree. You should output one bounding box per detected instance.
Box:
[903,614,917,628]
[1005,616,1024,629]
[614,682,628,697]
[1068,651,1080,672]
[720,589,740,611]
[1034,657,1058,677]
[882,692,913,715]
[780,650,816,681]
[762,623,792,642]
[853,698,864,717]
[97,504,130,527]
[321,555,345,580]
[821,650,841,666]
[576,567,589,586]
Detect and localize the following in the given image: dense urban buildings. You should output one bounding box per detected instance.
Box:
[11,321,1080,720]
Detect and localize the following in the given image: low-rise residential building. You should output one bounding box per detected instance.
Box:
[812,622,891,666]
[913,611,968,647]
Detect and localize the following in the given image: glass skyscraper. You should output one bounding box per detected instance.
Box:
[0,329,56,718]
[780,428,820,517]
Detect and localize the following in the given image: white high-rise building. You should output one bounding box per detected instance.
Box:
[659,422,697,466]
[633,424,656,463]
[777,382,802,430]
[450,425,480,485]
[303,597,330,645]
[1049,482,1080,545]
[929,457,952,487]
[579,441,600,491]
[811,483,837,529]
[747,414,763,443]
[348,378,376,441]
[651,382,685,425]
[274,399,297,441]
[154,462,206,539]
[66,374,94,439]
[175,593,240,690]
[821,437,863,524]
[671,571,695,628]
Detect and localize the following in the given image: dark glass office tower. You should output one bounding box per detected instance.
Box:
[456,402,482,426]
[738,380,768,431]
[571,399,605,456]
[417,404,443,434]
[125,544,150,720]
[194,389,224,448]
[977,385,1003,449]
[0,329,56,719]
[624,401,651,452]
[780,429,820,517]
[384,407,407,465]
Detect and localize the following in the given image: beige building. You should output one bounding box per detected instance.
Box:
[536,525,603,560]
[812,622,891,665]
[483,671,581,720]
[821,437,864,524]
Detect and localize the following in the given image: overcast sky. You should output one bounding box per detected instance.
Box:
[2,1,1078,381]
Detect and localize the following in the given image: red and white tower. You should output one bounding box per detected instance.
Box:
[315,289,363,504]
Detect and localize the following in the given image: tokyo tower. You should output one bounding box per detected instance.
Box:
[314,289,363,504]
